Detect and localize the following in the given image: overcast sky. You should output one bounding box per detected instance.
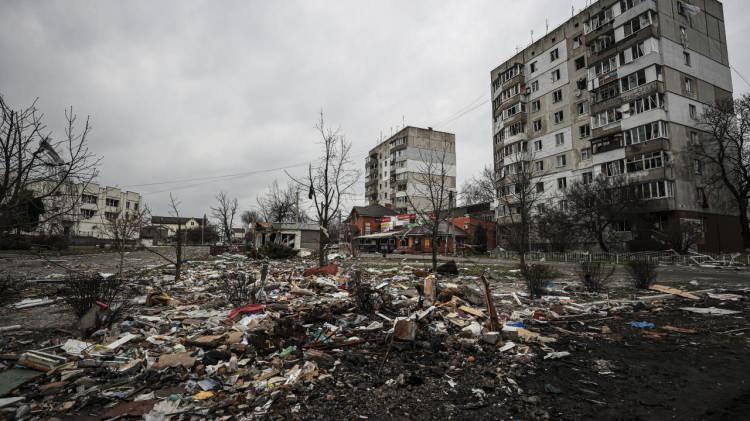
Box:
[1,0,748,220]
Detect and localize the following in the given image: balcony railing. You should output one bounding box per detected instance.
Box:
[591,134,624,155]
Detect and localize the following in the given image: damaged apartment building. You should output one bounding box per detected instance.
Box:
[366,126,457,215]
[491,0,741,252]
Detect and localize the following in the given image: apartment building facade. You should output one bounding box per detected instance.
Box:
[74,183,142,239]
[491,0,741,252]
[28,182,142,240]
[365,126,457,215]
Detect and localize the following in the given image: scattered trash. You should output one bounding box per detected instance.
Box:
[629,321,656,329]
[543,351,570,360]
[649,284,700,300]
[679,307,742,315]
[707,293,743,302]
[661,326,697,334]
[0,251,747,419]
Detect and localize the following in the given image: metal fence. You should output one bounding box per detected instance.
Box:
[488,249,749,266]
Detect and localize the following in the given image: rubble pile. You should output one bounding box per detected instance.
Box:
[1,255,748,419]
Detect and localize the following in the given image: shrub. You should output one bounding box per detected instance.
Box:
[0,234,69,250]
[626,259,658,289]
[577,261,615,292]
[219,271,259,307]
[0,235,31,250]
[35,234,70,250]
[61,274,125,318]
[522,263,553,299]
[261,243,297,259]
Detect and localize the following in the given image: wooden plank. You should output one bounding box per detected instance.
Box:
[649,284,700,300]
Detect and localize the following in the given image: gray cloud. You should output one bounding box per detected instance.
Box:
[1,0,748,218]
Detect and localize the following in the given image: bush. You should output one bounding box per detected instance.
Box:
[219,272,259,307]
[522,263,553,299]
[61,274,125,318]
[261,243,297,259]
[626,259,658,289]
[0,234,69,250]
[577,261,615,293]
[0,235,31,250]
[35,234,69,250]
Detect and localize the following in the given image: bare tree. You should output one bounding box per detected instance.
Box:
[211,191,238,244]
[535,203,580,252]
[256,181,303,223]
[461,165,497,206]
[565,175,637,252]
[287,112,359,266]
[658,217,704,254]
[169,193,183,284]
[495,143,544,267]
[240,209,260,227]
[0,95,100,234]
[696,95,750,249]
[406,142,455,271]
[102,205,150,279]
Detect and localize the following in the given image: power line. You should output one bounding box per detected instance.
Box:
[431,92,488,127]
[435,98,490,129]
[731,65,750,89]
[123,161,312,188]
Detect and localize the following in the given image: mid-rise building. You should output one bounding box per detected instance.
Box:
[365,126,457,214]
[74,184,142,239]
[491,0,740,252]
[29,182,143,239]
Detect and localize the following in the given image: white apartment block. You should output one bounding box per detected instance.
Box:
[74,183,142,239]
[491,0,741,252]
[365,126,457,215]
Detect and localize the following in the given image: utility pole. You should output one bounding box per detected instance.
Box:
[449,190,456,256]
[295,189,301,223]
[338,209,342,246]
[201,213,206,245]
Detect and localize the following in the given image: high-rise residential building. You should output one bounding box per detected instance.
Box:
[365,126,457,215]
[491,0,741,252]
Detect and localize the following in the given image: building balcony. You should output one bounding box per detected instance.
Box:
[493,85,503,100]
[625,137,670,156]
[591,121,622,140]
[504,131,528,144]
[591,133,624,155]
[584,21,613,45]
[494,119,504,134]
[502,71,525,89]
[502,112,528,128]
[500,94,526,111]
[620,80,664,103]
[591,94,622,115]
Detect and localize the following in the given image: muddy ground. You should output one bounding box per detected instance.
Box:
[258,297,750,420]
[0,252,748,420]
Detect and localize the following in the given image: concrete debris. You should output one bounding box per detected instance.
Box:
[679,307,742,315]
[1,250,748,419]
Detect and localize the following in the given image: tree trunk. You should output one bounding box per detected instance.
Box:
[175,226,183,284]
[318,233,327,267]
[597,229,609,252]
[118,250,124,280]
[431,227,438,272]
